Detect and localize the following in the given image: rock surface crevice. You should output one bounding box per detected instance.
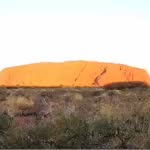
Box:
[93,68,107,86]
[73,63,88,86]
[0,61,149,87]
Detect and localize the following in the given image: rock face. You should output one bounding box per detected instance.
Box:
[0,61,149,87]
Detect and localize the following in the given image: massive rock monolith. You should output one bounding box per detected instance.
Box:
[0,61,149,87]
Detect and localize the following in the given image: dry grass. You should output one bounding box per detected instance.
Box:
[15,96,34,110]
[0,87,149,148]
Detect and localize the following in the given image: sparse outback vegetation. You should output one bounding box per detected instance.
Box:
[0,86,149,148]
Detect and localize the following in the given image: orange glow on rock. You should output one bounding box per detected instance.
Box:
[0,61,149,87]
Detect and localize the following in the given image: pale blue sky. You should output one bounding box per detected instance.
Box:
[0,0,150,16]
[0,0,150,74]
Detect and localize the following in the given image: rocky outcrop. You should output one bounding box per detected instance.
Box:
[0,61,149,87]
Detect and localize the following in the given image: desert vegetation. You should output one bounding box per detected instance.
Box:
[0,86,149,148]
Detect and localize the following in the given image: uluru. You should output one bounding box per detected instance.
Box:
[0,61,149,88]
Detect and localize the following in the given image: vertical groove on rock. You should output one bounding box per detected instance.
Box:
[73,63,88,85]
[93,68,107,86]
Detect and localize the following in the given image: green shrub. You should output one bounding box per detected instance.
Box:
[0,112,13,134]
[0,88,8,101]
[50,115,90,149]
[145,141,150,149]
[0,113,149,149]
[88,118,117,148]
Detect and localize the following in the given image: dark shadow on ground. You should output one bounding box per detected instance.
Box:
[103,81,149,90]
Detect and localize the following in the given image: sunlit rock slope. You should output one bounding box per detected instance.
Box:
[0,61,149,87]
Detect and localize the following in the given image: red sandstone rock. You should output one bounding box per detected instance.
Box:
[0,61,149,87]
